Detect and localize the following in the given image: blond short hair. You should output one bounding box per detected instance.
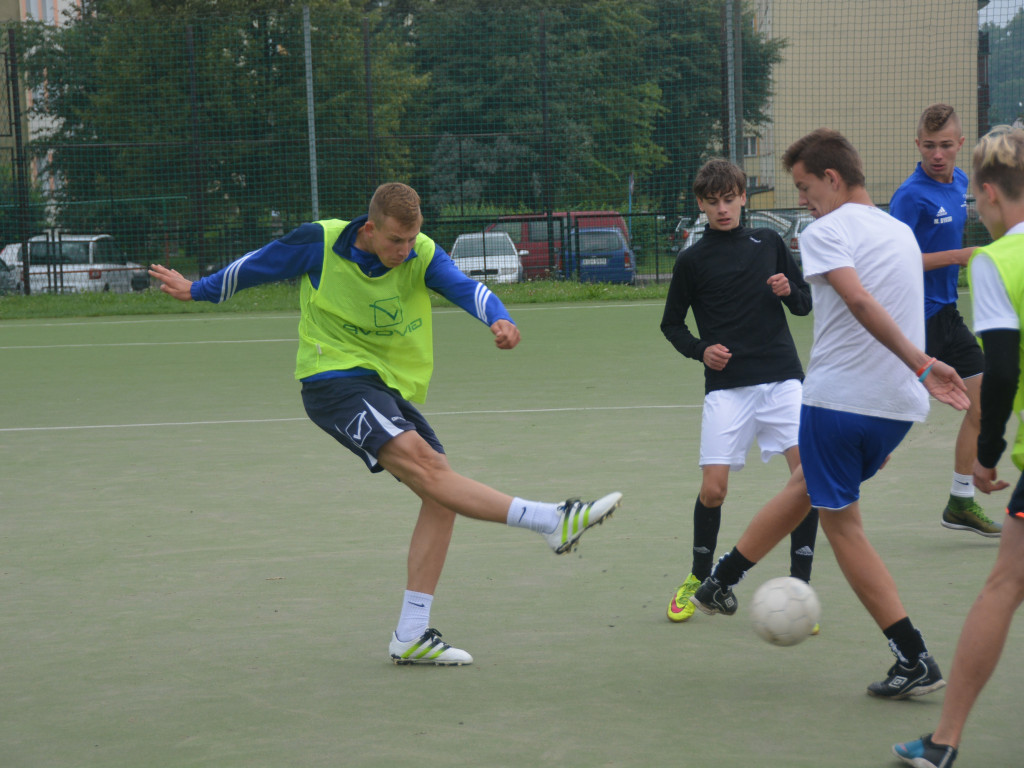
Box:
[368,183,422,228]
[972,125,1024,201]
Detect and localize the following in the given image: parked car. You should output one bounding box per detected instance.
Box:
[4,234,149,294]
[668,215,693,253]
[681,210,802,257]
[746,210,796,238]
[680,213,708,251]
[486,210,629,280]
[783,213,815,264]
[0,257,17,295]
[565,227,636,284]
[449,231,525,284]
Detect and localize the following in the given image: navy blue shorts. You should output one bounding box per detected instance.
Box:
[301,375,444,473]
[925,303,984,379]
[799,405,912,510]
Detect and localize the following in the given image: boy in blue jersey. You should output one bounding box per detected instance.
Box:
[149,182,622,667]
[890,104,1000,537]
[893,125,1024,768]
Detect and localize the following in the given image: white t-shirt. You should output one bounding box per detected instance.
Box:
[800,203,930,421]
[970,222,1024,333]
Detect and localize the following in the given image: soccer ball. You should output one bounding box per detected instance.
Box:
[750,576,821,647]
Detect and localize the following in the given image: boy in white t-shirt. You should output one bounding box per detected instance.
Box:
[894,125,1024,768]
[689,129,970,700]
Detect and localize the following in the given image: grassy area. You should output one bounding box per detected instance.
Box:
[0,278,671,320]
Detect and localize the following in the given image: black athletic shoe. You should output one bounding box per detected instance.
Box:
[867,654,946,699]
[893,734,958,767]
[689,576,738,616]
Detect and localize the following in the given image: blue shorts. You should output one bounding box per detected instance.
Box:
[799,405,912,510]
[301,374,444,473]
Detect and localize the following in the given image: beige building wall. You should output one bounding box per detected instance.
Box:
[750,0,979,209]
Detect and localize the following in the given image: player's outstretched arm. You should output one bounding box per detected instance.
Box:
[491,319,520,350]
[922,359,970,411]
[149,264,193,302]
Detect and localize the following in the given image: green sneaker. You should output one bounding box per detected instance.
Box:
[941,496,1002,538]
[667,573,702,623]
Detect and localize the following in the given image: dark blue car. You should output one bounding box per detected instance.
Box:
[565,227,636,284]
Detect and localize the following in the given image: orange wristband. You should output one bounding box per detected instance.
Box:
[915,357,936,379]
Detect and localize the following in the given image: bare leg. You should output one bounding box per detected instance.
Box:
[953,374,982,476]
[378,431,513,523]
[817,500,907,629]
[734,465,812,563]
[406,496,456,594]
[932,516,1024,747]
[699,464,730,508]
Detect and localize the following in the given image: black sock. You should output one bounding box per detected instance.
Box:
[883,617,926,664]
[711,546,756,588]
[788,507,819,583]
[691,497,721,581]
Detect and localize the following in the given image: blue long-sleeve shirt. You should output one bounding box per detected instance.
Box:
[190,216,516,380]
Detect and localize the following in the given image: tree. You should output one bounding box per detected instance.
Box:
[984,8,1024,126]
[0,162,48,247]
[381,0,667,214]
[13,0,423,268]
[642,0,784,212]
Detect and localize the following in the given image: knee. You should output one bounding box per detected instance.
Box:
[379,433,451,490]
[699,485,727,509]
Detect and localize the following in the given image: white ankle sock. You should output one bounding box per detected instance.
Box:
[951,472,974,498]
[506,497,560,534]
[395,590,433,642]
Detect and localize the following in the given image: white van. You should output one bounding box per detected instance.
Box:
[2,234,149,294]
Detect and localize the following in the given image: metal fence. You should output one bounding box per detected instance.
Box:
[1,1,1021,293]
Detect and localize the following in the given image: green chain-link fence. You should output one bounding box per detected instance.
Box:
[1,0,1022,292]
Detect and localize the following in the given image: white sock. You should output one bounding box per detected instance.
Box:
[506,497,560,534]
[951,472,974,498]
[395,590,433,642]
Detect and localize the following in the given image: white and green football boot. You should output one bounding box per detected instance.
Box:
[389,628,473,666]
[545,492,622,554]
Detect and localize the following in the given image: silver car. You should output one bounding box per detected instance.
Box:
[450,231,525,284]
[0,257,17,294]
[4,234,149,294]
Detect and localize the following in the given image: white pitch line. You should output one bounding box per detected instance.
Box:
[0,403,698,433]
[0,300,660,330]
[0,338,296,350]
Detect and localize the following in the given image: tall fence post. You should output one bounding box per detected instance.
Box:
[7,29,31,294]
[186,25,207,273]
[539,11,556,276]
[721,0,744,165]
[303,6,320,221]
[362,18,377,195]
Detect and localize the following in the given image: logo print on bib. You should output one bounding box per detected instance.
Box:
[372,296,403,328]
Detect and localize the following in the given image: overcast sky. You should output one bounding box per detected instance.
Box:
[980,0,1024,25]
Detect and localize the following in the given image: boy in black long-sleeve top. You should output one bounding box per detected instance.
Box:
[661,158,819,623]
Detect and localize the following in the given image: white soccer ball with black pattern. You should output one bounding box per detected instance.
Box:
[750,576,821,647]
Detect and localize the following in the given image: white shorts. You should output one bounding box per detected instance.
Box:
[699,379,802,470]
